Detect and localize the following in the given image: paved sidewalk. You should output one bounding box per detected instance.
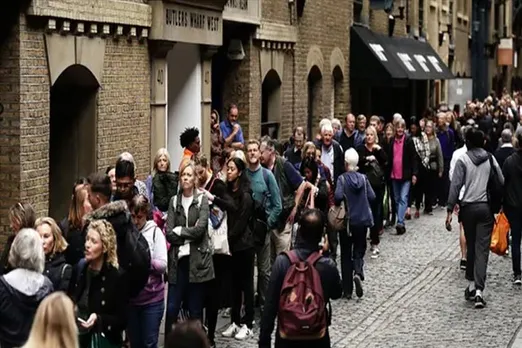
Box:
[213,210,522,348]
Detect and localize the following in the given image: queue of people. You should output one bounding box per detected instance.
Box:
[2,94,522,348]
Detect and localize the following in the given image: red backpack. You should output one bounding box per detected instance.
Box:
[278,250,328,340]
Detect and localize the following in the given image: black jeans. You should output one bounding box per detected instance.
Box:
[505,207,522,277]
[437,158,451,206]
[231,248,255,328]
[369,186,384,246]
[424,169,439,213]
[339,225,367,295]
[206,255,232,341]
[460,203,494,291]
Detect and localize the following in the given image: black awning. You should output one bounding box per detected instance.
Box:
[350,25,454,81]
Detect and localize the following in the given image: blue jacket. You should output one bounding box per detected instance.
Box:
[334,171,375,228]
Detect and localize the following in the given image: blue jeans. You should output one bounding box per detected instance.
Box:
[165,257,206,337]
[127,300,165,348]
[505,207,522,277]
[392,180,411,226]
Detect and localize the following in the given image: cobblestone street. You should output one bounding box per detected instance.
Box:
[214,210,522,348]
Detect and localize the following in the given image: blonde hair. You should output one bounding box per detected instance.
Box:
[365,125,379,144]
[9,202,36,232]
[35,217,69,256]
[22,292,79,348]
[67,181,89,230]
[179,161,198,189]
[153,148,171,174]
[233,150,247,163]
[87,220,118,269]
[301,141,317,160]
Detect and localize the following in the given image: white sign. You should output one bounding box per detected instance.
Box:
[369,44,387,61]
[397,53,415,72]
[427,56,443,72]
[223,0,261,24]
[414,54,430,72]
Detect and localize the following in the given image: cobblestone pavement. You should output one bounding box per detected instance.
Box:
[214,210,522,348]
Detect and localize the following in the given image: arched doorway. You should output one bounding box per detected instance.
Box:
[49,64,98,219]
[307,66,323,137]
[261,69,282,139]
[332,66,344,119]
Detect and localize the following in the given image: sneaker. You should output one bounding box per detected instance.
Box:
[396,224,406,235]
[505,249,510,257]
[222,323,239,338]
[414,211,420,219]
[370,246,380,259]
[354,274,364,298]
[464,287,476,301]
[459,259,467,270]
[405,212,412,220]
[234,324,253,340]
[474,293,486,309]
[514,275,522,286]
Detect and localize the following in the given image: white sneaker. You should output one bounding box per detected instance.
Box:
[371,246,380,258]
[234,324,253,340]
[221,307,231,318]
[222,323,239,338]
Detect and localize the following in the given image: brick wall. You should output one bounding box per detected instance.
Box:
[262,0,292,25]
[370,9,409,37]
[0,21,21,240]
[97,39,151,179]
[294,0,351,137]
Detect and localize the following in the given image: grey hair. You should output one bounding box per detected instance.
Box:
[9,228,45,274]
[321,123,334,134]
[118,152,135,165]
[331,118,342,128]
[319,118,332,129]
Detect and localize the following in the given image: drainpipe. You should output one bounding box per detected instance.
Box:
[472,0,490,99]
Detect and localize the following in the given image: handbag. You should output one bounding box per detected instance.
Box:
[490,211,509,255]
[328,176,348,231]
[207,178,230,256]
[89,333,119,348]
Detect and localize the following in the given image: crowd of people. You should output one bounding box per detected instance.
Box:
[1,94,522,348]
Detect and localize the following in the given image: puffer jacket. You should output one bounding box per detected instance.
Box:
[166,190,214,284]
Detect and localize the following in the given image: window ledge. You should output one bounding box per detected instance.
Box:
[441,5,449,12]
[430,0,438,8]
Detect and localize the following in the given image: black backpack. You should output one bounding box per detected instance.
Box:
[122,224,151,298]
[487,154,503,214]
[365,161,384,188]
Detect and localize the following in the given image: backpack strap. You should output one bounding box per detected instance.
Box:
[283,250,300,265]
[305,251,323,266]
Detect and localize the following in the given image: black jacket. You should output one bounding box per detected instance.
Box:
[385,135,419,181]
[227,189,254,253]
[495,146,515,170]
[60,218,85,266]
[283,145,302,168]
[71,262,127,346]
[205,176,236,213]
[502,150,522,209]
[0,235,14,276]
[259,242,342,348]
[0,273,53,348]
[314,140,345,185]
[357,145,388,189]
[84,200,151,298]
[44,253,72,292]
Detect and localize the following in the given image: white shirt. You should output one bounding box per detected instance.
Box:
[449,145,467,200]
[173,195,193,259]
[321,145,335,177]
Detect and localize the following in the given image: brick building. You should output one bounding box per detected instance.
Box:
[212,0,351,141]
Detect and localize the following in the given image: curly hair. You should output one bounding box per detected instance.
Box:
[87,220,118,269]
[180,127,200,148]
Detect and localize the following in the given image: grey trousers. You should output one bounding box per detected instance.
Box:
[254,233,271,306]
[460,203,494,291]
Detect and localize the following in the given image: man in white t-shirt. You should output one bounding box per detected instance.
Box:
[449,126,469,271]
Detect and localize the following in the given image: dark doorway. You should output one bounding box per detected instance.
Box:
[307,66,323,137]
[49,64,98,219]
[332,66,344,120]
[261,69,282,139]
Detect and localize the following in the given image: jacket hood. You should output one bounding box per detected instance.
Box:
[467,148,489,166]
[2,269,53,302]
[85,200,130,224]
[140,220,158,235]
[344,172,366,192]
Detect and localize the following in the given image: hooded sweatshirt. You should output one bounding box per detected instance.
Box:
[334,171,376,227]
[447,147,504,212]
[0,269,53,348]
[130,220,168,306]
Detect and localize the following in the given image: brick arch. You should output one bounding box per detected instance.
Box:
[329,47,346,77]
[306,45,325,75]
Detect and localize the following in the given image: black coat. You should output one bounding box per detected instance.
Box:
[44,253,72,292]
[227,189,254,253]
[384,135,419,181]
[71,262,127,346]
[60,218,85,266]
[152,171,178,212]
[314,139,345,184]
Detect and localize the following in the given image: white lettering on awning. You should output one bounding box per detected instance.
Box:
[414,54,430,72]
[427,55,443,72]
[397,53,416,72]
[369,44,388,61]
